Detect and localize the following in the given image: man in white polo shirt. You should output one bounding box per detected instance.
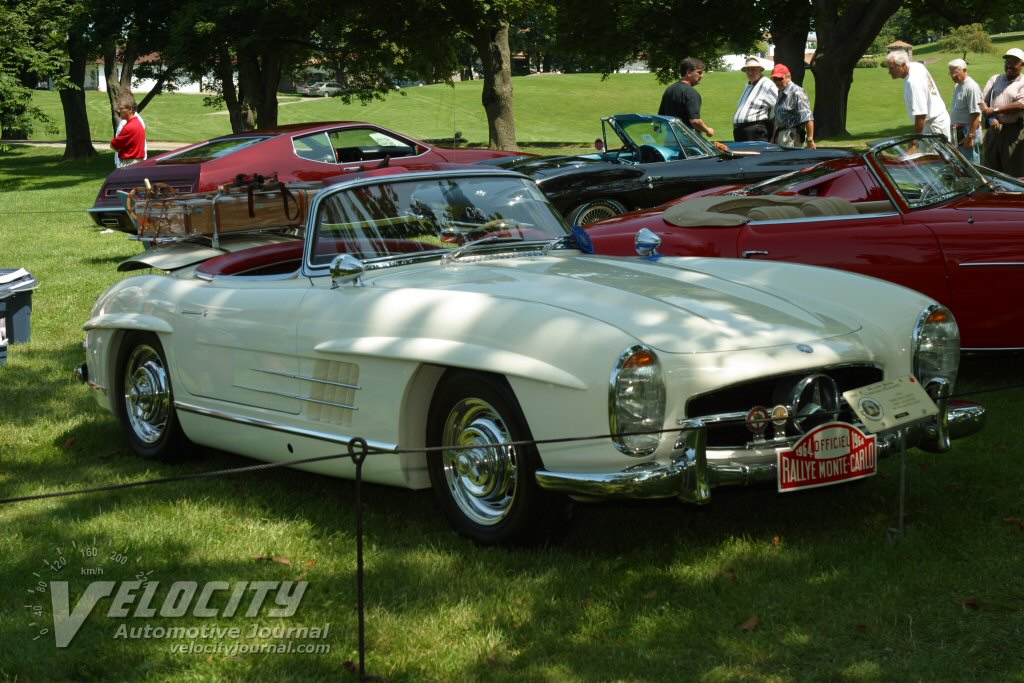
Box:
[886,50,950,141]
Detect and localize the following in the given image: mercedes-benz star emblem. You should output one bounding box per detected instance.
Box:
[785,373,839,433]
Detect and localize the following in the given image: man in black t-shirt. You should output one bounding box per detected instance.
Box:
[658,57,715,138]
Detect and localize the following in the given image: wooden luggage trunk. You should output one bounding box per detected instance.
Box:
[127,178,323,239]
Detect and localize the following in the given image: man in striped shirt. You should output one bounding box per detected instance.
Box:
[733,57,777,141]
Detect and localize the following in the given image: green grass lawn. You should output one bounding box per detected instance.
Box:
[21,32,1024,154]
[1,143,1023,681]
[4,36,1024,678]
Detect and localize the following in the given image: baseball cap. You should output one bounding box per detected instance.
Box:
[742,57,763,70]
[1004,48,1024,61]
[771,63,791,78]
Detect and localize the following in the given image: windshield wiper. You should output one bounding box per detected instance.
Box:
[443,235,525,262]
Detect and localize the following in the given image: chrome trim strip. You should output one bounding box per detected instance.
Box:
[253,368,361,390]
[87,206,126,214]
[196,271,302,282]
[175,400,391,449]
[959,262,1024,267]
[231,384,358,410]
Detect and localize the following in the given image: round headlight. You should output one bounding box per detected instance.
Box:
[609,345,665,456]
[913,304,959,390]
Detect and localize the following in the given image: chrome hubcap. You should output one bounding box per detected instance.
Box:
[441,398,518,526]
[577,202,623,225]
[123,345,170,444]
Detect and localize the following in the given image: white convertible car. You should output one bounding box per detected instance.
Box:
[78,167,985,545]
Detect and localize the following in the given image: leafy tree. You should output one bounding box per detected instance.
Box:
[765,0,814,86]
[939,23,995,61]
[0,0,67,140]
[93,0,180,133]
[551,0,764,81]
[165,0,321,132]
[810,0,906,138]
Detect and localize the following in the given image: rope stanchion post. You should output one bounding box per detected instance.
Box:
[345,437,376,683]
[887,429,909,544]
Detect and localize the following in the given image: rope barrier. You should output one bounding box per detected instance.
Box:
[0,379,1017,508]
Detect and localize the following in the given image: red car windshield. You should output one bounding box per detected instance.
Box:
[158,136,272,164]
[742,165,838,195]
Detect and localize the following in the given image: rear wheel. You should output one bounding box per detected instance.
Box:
[569,198,628,226]
[427,371,571,545]
[114,332,187,460]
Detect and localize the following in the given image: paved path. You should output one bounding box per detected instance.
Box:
[3,140,186,151]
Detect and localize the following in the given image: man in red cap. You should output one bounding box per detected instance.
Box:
[769,63,816,148]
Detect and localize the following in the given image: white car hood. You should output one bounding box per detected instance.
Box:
[368,253,860,354]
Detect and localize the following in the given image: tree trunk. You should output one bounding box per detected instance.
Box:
[472,22,518,151]
[103,41,122,132]
[238,50,281,130]
[770,8,812,86]
[811,0,905,138]
[61,34,98,160]
[215,48,254,133]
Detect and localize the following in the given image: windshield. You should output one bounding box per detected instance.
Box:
[871,136,986,208]
[158,136,271,164]
[310,175,569,266]
[609,115,716,161]
[740,165,837,195]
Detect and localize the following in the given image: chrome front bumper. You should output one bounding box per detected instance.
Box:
[535,398,986,504]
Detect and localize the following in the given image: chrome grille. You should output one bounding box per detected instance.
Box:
[685,365,884,449]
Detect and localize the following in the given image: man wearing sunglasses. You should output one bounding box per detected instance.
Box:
[770,63,816,148]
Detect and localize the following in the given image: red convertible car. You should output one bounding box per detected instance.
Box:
[89,122,527,232]
[584,134,1024,351]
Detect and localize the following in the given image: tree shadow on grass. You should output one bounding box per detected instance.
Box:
[0,146,111,193]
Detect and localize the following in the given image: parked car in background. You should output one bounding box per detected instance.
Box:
[297,81,344,97]
[79,166,983,545]
[495,114,855,225]
[89,122,529,232]
[583,134,1024,351]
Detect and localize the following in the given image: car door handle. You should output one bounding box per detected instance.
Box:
[742,250,769,259]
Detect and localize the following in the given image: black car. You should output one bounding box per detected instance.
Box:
[497,114,855,225]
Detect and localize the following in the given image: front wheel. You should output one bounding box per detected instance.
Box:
[427,372,571,545]
[114,332,188,460]
[569,198,628,226]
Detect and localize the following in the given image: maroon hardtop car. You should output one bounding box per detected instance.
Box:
[90,121,529,231]
[584,134,1024,351]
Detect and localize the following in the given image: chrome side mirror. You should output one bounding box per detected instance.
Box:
[634,228,662,257]
[330,253,365,288]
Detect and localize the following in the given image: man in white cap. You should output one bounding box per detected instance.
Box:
[732,57,777,141]
[886,50,950,141]
[980,48,1024,175]
[948,59,982,163]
